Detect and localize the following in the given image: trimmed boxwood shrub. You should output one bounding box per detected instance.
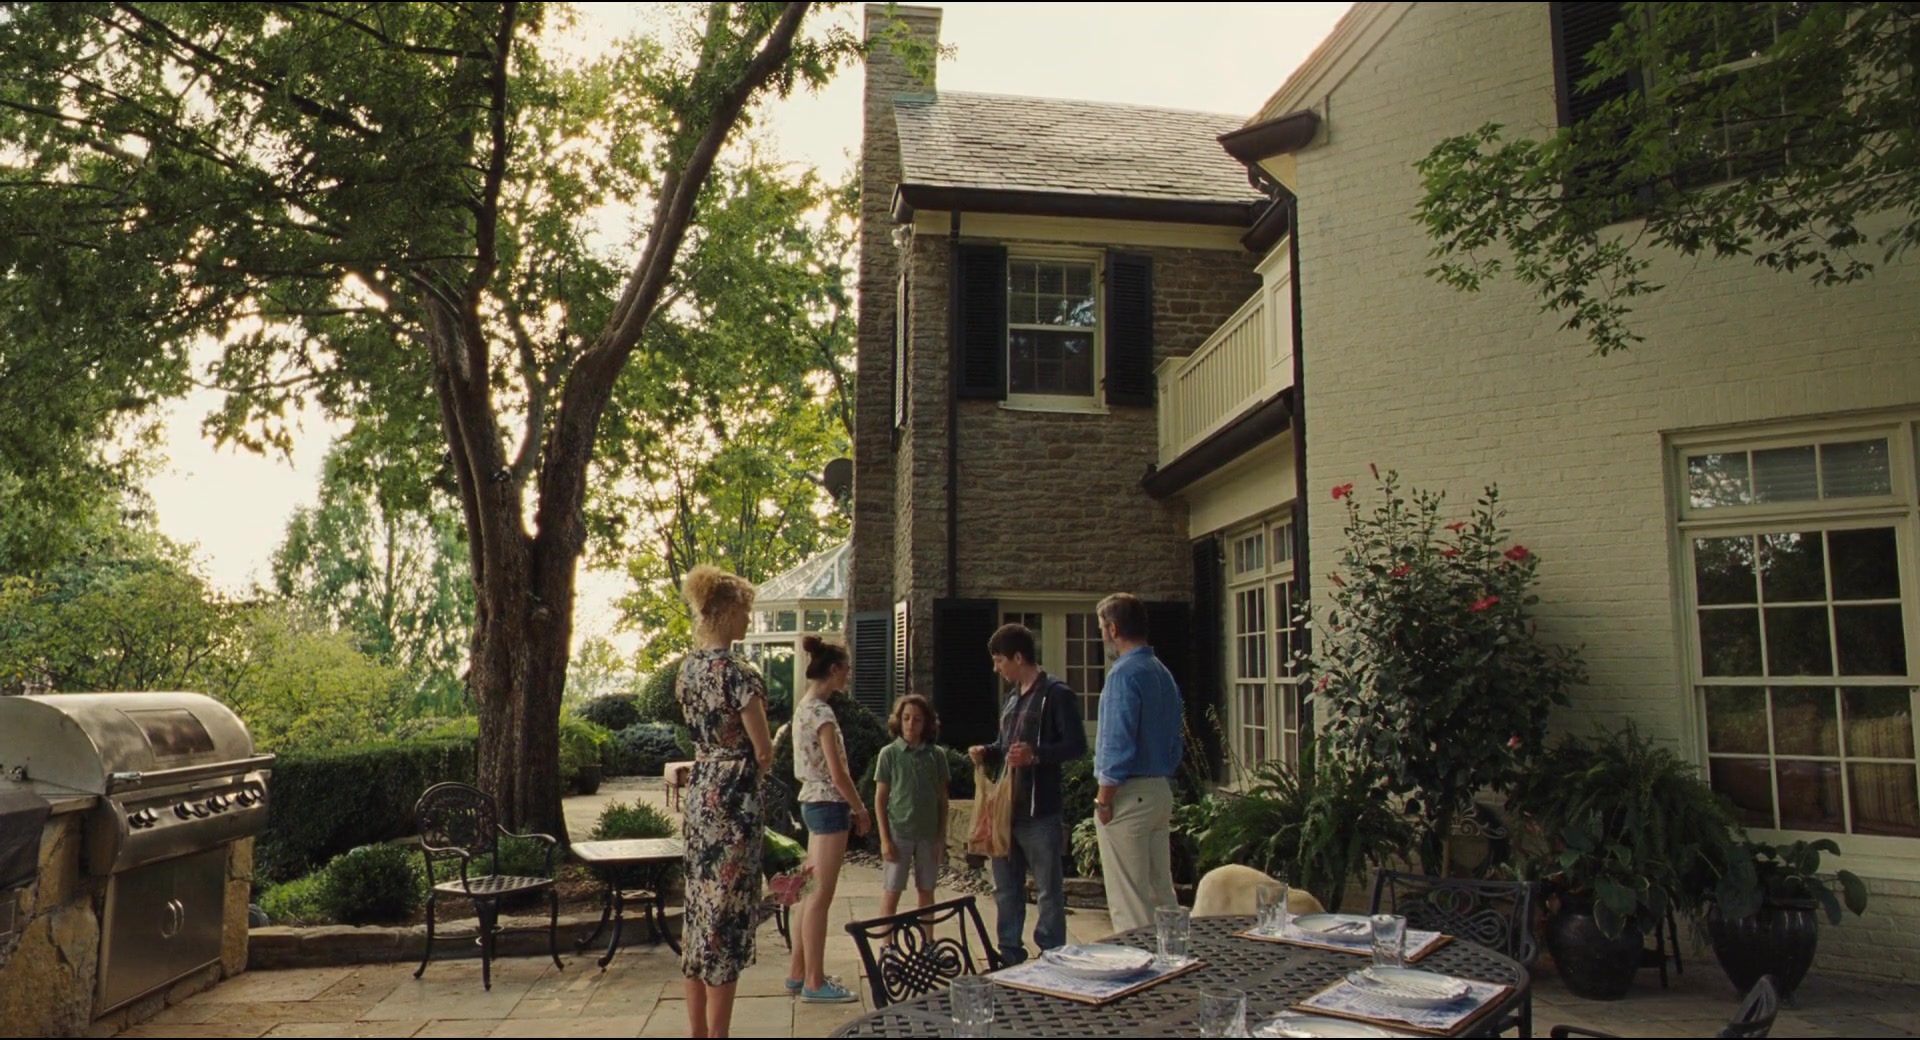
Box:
[609,722,684,778]
[577,694,641,733]
[589,800,679,892]
[318,844,423,925]
[634,657,685,728]
[257,737,477,883]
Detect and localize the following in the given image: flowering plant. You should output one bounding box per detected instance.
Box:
[1307,468,1586,871]
[768,864,815,907]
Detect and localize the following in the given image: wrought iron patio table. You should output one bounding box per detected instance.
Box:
[827,914,1530,1038]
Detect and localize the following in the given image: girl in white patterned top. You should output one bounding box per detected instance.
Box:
[784,635,870,1003]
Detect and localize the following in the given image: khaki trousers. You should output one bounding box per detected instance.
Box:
[1094,776,1176,935]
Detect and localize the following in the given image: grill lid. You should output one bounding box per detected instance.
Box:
[0,693,260,795]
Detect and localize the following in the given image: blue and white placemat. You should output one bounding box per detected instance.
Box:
[1293,975,1510,1036]
[990,955,1206,1006]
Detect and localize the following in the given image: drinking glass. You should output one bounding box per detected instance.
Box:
[1254,882,1285,936]
[1155,904,1192,968]
[1197,986,1248,1037]
[951,974,994,1038]
[1369,913,1407,970]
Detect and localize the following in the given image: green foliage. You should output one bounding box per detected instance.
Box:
[202,605,416,753]
[559,717,610,790]
[1415,2,1920,354]
[577,694,641,734]
[258,738,477,883]
[1070,816,1102,879]
[1718,839,1870,926]
[598,164,858,670]
[634,658,687,729]
[1510,724,1742,938]
[1175,750,1413,914]
[318,844,425,926]
[944,746,976,800]
[763,828,806,877]
[1060,758,1098,837]
[1307,470,1586,868]
[609,722,685,778]
[257,871,329,927]
[271,444,474,718]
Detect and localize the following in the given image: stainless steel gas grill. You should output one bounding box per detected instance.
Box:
[0,692,273,1015]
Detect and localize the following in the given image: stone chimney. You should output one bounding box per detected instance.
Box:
[849,5,941,619]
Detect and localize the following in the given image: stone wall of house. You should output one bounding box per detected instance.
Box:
[850,4,942,622]
[1290,0,1920,978]
[895,235,1260,695]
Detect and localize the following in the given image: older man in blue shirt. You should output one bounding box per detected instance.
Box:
[1092,592,1185,934]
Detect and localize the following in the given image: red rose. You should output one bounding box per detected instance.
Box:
[1445,521,1467,533]
[1315,676,1329,692]
[1505,545,1531,561]
[1332,483,1355,500]
[1390,564,1411,579]
[1507,734,1523,750]
[1470,595,1500,612]
[1441,548,1461,558]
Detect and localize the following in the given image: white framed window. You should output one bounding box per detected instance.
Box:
[1226,510,1306,774]
[1005,252,1103,414]
[1675,420,1918,851]
[1000,601,1107,730]
[1655,3,1838,188]
[893,273,909,431]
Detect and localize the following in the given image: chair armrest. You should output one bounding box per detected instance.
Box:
[1549,1026,1619,1039]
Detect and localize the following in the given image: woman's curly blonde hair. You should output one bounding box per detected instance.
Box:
[683,564,756,642]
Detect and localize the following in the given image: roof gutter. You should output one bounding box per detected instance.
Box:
[893,184,1258,227]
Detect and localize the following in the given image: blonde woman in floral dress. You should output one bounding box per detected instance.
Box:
[676,565,774,1039]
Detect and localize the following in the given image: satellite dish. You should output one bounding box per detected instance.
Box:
[822,457,853,501]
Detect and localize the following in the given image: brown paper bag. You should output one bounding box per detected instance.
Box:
[967,763,1013,859]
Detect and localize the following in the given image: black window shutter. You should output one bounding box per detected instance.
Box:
[1187,537,1226,781]
[931,598,1001,749]
[1105,252,1155,407]
[851,611,892,718]
[1551,2,1632,128]
[954,246,1007,400]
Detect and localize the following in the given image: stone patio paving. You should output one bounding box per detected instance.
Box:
[105,780,1920,1038]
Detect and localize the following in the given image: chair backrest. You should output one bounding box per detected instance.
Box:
[1192,864,1326,918]
[844,895,1001,1008]
[414,781,500,880]
[1368,869,1539,966]
[1716,975,1778,1039]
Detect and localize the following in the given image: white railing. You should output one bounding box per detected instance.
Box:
[1156,288,1291,467]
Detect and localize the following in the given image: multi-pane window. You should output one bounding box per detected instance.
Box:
[1007,258,1098,400]
[1226,512,1307,773]
[1000,604,1106,732]
[1681,426,1918,841]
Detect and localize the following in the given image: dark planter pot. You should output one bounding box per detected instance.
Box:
[571,764,603,796]
[1708,901,1820,999]
[1547,902,1646,1001]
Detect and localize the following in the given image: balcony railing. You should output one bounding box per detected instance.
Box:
[1156,287,1292,467]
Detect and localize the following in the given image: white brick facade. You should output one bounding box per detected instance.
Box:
[1287,2,1920,977]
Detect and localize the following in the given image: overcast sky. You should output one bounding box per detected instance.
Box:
[142,1,1352,650]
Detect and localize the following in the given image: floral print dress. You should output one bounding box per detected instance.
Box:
[677,648,766,986]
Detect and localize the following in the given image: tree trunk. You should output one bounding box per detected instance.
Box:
[470,543,575,842]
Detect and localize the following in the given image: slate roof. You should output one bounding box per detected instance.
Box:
[892,91,1262,205]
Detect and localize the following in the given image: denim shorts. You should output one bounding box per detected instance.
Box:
[800,800,850,835]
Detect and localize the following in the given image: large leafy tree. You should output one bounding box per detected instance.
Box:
[597,164,856,667]
[272,440,474,716]
[0,2,869,833]
[1416,2,1919,354]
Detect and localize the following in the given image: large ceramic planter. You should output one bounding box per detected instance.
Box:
[1708,901,1820,999]
[1546,900,1646,1000]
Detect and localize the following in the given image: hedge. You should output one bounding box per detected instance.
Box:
[257,737,476,883]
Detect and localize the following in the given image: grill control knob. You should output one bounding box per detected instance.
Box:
[174,803,192,820]
[234,791,256,808]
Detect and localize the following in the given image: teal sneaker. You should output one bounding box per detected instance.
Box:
[801,979,858,1004]
[785,976,803,994]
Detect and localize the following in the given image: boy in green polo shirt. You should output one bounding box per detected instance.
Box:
[874,693,949,916]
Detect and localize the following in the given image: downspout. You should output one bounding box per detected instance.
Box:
[946,210,962,597]
[1284,190,1312,729]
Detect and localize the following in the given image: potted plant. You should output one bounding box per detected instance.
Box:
[1510,724,1741,1000]
[1707,838,1868,999]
